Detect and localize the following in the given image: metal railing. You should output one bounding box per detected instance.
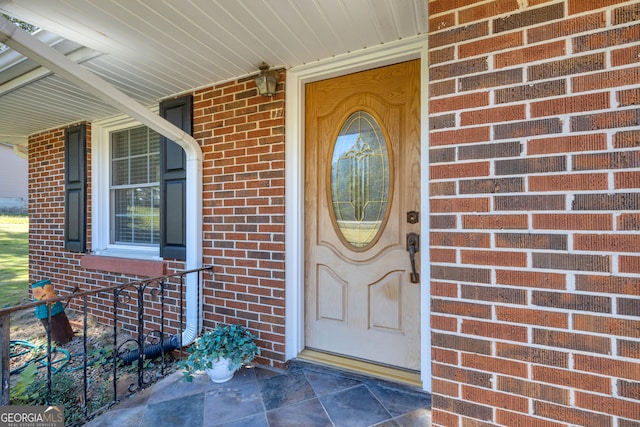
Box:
[0,266,212,425]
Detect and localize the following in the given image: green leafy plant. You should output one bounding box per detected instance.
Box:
[11,371,81,424]
[179,324,259,382]
[87,346,113,367]
[12,367,112,425]
[10,363,39,404]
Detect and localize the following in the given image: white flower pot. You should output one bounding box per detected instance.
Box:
[205,358,236,383]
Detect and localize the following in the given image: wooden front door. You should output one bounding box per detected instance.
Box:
[304,60,421,371]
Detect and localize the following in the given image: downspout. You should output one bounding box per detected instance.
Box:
[0,16,203,346]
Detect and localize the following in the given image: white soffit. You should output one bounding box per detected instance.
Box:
[0,0,427,142]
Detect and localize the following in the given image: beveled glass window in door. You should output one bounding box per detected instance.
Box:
[330,111,391,249]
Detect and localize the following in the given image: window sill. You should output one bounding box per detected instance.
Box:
[81,254,166,277]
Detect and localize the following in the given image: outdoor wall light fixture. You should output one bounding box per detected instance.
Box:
[254,63,278,97]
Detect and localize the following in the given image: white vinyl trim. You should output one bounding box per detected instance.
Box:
[419,41,431,391]
[284,34,430,391]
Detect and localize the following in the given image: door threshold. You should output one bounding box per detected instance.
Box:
[298,349,422,388]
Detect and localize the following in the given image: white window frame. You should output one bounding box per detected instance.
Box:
[92,109,162,260]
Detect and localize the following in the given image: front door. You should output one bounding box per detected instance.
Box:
[304,60,421,371]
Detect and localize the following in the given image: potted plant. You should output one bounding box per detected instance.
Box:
[179,324,260,383]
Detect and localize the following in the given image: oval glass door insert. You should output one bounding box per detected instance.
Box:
[330,111,391,249]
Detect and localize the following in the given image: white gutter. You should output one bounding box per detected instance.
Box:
[0,16,203,345]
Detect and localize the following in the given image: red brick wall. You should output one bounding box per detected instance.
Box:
[428,1,640,426]
[29,125,92,295]
[195,72,286,369]
[28,72,286,369]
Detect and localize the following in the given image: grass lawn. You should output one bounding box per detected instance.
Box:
[0,214,29,307]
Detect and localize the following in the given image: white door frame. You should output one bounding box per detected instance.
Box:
[284,34,431,391]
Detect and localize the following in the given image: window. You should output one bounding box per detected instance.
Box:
[92,95,189,261]
[92,113,162,260]
[110,126,160,246]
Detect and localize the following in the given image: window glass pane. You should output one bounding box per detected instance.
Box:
[129,156,149,184]
[112,187,160,245]
[149,153,160,182]
[112,132,129,158]
[112,159,129,186]
[148,130,159,145]
[129,127,148,156]
[110,126,160,246]
[113,188,133,243]
[330,111,390,249]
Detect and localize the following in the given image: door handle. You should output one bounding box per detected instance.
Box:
[406,233,420,284]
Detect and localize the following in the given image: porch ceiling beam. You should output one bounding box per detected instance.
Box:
[0,15,200,159]
[0,46,102,97]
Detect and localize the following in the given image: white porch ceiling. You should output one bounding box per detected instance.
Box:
[0,0,427,144]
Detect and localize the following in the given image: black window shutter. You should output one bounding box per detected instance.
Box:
[159,95,192,260]
[64,124,87,252]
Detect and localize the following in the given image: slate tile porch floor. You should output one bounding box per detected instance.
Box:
[83,360,431,427]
